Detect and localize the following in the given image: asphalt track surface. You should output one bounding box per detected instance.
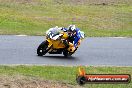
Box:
[0,35,132,66]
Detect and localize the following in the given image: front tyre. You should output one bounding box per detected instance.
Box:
[37,41,48,56]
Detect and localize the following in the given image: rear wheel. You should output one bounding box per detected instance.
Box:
[37,41,49,56]
[63,50,68,57]
[63,50,72,57]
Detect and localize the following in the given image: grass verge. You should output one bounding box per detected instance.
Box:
[0,65,131,88]
[0,0,132,37]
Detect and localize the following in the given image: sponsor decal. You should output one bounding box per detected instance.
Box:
[76,67,131,85]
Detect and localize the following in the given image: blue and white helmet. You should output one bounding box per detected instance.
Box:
[68,25,76,33]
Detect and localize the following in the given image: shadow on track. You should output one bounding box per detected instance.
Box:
[38,55,77,60]
[45,56,76,59]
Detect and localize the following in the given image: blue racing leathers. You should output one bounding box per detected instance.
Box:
[73,28,81,48]
[64,27,82,48]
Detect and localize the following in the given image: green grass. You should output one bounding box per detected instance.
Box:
[0,65,132,88]
[0,0,132,36]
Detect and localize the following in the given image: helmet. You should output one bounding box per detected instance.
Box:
[68,25,76,33]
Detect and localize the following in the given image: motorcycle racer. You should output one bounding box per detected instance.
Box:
[37,25,84,57]
[67,25,84,48]
[45,25,84,50]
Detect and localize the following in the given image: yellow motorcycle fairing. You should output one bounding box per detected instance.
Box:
[46,32,69,49]
[61,32,68,39]
[46,32,76,53]
[47,39,66,49]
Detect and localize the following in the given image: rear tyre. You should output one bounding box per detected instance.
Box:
[63,50,68,57]
[63,50,71,57]
[37,41,48,56]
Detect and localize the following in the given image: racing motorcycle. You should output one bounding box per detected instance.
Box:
[37,31,84,57]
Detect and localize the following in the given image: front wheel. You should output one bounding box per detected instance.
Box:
[37,41,49,56]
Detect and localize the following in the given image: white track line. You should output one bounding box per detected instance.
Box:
[109,37,127,39]
[14,35,28,36]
